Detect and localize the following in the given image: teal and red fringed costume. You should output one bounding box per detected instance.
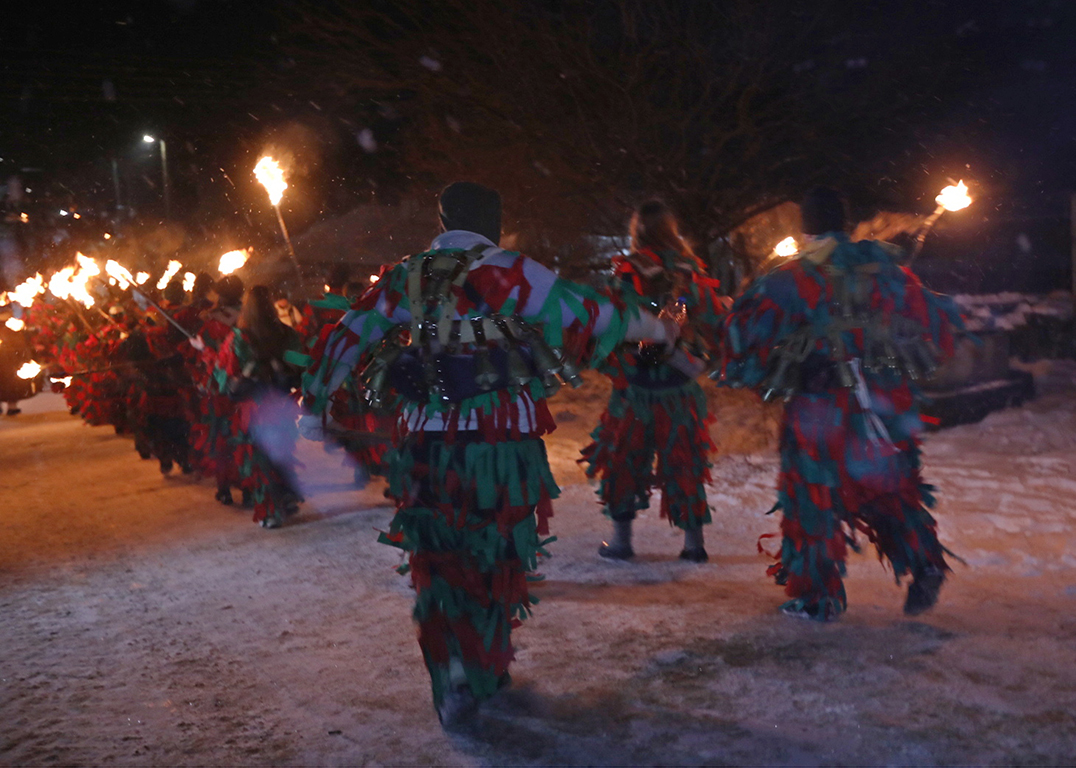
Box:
[303,290,393,481]
[581,247,727,551]
[190,305,243,502]
[303,229,644,713]
[719,234,964,620]
[214,326,304,527]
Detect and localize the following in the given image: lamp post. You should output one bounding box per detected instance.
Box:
[142,134,170,219]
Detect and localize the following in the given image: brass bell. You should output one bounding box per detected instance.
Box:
[837,359,856,389]
[506,345,533,387]
[762,352,792,396]
[474,348,500,390]
[530,336,563,379]
[559,355,584,388]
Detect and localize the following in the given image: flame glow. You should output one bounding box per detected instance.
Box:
[936,180,972,212]
[11,274,45,307]
[5,317,24,331]
[49,254,100,309]
[156,260,183,290]
[51,376,73,387]
[369,273,379,283]
[183,272,196,292]
[218,249,250,275]
[254,156,287,206]
[73,254,100,307]
[136,272,150,285]
[17,361,42,380]
[105,260,135,290]
[774,236,799,257]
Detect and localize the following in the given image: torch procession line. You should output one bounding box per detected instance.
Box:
[132,289,196,340]
[52,353,184,379]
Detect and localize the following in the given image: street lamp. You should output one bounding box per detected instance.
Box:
[142,134,171,219]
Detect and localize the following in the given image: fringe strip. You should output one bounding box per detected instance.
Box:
[581,381,715,529]
[380,433,559,705]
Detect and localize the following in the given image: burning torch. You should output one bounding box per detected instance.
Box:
[254,156,301,276]
[757,236,800,274]
[103,259,195,340]
[218,248,251,276]
[909,180,973,264]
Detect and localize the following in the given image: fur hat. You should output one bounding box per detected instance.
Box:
[438,181,502,244]
[801,186,847,236]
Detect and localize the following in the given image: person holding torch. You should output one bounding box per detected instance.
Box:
[718,186,966,622]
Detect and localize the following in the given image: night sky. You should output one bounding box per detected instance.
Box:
[4,1,1076,235]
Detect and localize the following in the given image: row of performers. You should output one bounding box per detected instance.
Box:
[24,265,388,528]
[24,182,965,728]
[298,183,965,727]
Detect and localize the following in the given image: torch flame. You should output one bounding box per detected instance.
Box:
[5,317,24,332]
[49,256,99,309]
[17,361,42,380]
[774,236,799,258]
[136,272,150,285]
[218,249,250,275]
[49,268,76,301]
[183,272,196,292]
[936,180,972,212]
[10,274,45,308]
[254,156,287,206]
[105,260,135,290]
[156,260,183,290]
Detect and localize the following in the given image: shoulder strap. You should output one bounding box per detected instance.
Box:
[405,244,489,347]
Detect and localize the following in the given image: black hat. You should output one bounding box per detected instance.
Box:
[214,274,245,307]
[438,181,502,244]
[801,186,847,236]
[326,263,350,293]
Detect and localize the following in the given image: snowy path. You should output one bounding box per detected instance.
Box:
[2,368,1076,766]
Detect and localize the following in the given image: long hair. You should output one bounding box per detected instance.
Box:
[238,285,291,364]
[629,199,703,268]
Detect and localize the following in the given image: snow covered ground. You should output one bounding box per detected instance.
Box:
[2,365,1076,765]
[953,291,1073,332]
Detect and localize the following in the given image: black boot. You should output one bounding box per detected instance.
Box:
[678,525,708,562]
[599,519,634,560]
[904,564,946,616]
[437,657,479,730]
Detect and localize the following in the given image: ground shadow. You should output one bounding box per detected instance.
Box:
[444,619,996,767]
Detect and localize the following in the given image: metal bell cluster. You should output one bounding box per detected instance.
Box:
[360,332,404,410]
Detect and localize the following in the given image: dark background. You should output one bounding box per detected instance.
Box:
[2,0,1074,292]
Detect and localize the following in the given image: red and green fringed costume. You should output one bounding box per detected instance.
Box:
[213,326,304,526]
[719,234,964,619]
[303,231,636,710]
[303,291,393,479]
[190,306,242,496]
[582,248,726,530]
